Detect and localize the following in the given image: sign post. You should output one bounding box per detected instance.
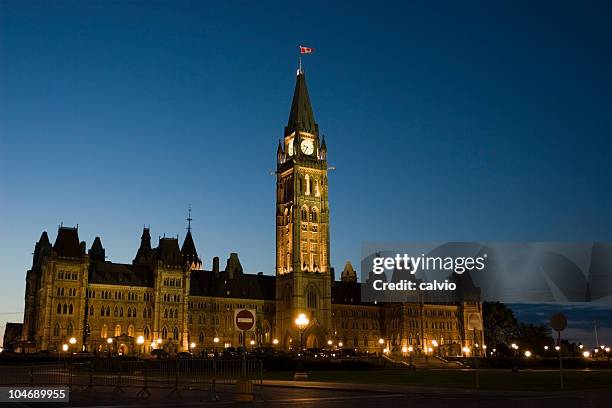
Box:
[233,309,256,402]
[550,313,567,390]
[467,314,482,389]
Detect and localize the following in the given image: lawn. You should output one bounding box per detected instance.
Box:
[262,368,612,391]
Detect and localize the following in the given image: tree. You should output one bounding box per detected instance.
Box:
[483,302,518,350]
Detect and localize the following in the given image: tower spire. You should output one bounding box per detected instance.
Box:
[186,205,192,232]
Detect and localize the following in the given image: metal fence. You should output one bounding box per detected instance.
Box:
[0,359,263,400]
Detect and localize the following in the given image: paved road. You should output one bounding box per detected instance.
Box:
[7,381,611,408]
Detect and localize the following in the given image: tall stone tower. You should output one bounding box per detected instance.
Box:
[275,70,331,349]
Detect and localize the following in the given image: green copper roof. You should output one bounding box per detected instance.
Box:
[286,72,318,135]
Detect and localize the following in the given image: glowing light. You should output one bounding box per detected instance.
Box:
[583,351,590,358]
[428,347,433,353]
[338,342,343,347]
[327,340,333,346]
[408,346,413,352]
[511,343,518,350]
[378,338,384,345]
[107,338,113,344]
[295,313,309,329]
[190,342,196,349]
[555,345,560,351]
[462,347,470,354]
[69,337,77,345]
[213,337,220,344]
[250,340,255,346]
[431,340,438,347]
[272,339,278,345]
[524,350,531,357]
[62,344,68,352]
[156,338,162,344]
[402,346,408,353]
[544,346,549,350]
[137,336,145,345]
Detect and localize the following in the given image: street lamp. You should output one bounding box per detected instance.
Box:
[295,313,309,355]
[62,344,69,352]
[378,338,384,356]
[272,338,278,346]
[213,336,220,356]
[338,342,343,348]
[294,313,310,380]
[69,337,77,345]
[137,336,144,359]
[462,347,470,357]
[250,339,255,352]
[583,351,590,358]
[107,337,113,358]
[524,350,531,358]
[555,345,560,351]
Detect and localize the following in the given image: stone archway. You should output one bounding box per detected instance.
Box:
[303,323,325,350]
[283,332,293,350]
[306,333,319,349]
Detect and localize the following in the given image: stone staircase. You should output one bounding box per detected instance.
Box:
[383,354,463,369]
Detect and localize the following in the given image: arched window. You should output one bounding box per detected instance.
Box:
[53,322,60,337]
[119,307,123,317]
[164,309,168,318]
[314,178,320,197]
[307,290,317,309]
[127,325,134,337]
[90,306,94,316]
[162,326,168,340]
[57,304,61,314]
[114,306,118,317]
[106,306,110,316]
[101,324,108,338]
[114,325,121,337]
[132,308,137,318]
[127,307,132,318]
[69,304,73,314]
[67,322,73,337]
[173,327,179,340]
[199,332,204,343]
[62,304,67,314]
[304,174,311,195]
[301,207,308,221]
[310,207,318,223]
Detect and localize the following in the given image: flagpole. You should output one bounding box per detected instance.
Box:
[299,56,302,74]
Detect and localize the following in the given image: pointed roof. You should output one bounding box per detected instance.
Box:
[181,230,198,258]
[53,227,83,258]
[286,72,318,136]
[38,231,50,246]
[89,236,105,261]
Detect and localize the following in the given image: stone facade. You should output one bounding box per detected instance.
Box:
[18,71,483,357]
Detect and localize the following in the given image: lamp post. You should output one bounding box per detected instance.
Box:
[250,339,255,352]
[137,336,144,359]
[107,337,113,359]
[378,338,384,357]
[213,336,219,357]
[294,313,310,380]
[190,341,196,356]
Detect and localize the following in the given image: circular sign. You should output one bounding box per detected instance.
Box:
[550,313,567,332]
[235,309,255,331]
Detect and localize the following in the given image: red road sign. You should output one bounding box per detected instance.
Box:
[235,309,255,331]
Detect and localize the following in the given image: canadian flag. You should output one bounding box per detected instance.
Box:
[299,46,314,54]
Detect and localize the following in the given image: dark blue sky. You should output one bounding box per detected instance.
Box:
[1,1,611,343]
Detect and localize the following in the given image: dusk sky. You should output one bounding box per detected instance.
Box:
[1,1,611,344]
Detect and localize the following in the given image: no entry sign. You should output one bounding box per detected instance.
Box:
[234,309,256,331]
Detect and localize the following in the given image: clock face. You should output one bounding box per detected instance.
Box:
[301,139,314,155]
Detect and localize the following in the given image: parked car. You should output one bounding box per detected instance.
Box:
[151,349,169,359]
[177,351,193,359]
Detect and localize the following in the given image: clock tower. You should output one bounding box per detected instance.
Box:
[275,70,331,349]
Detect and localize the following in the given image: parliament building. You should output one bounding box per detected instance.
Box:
[19,70,483,357]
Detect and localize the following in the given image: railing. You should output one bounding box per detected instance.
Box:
[0,359,263,400]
